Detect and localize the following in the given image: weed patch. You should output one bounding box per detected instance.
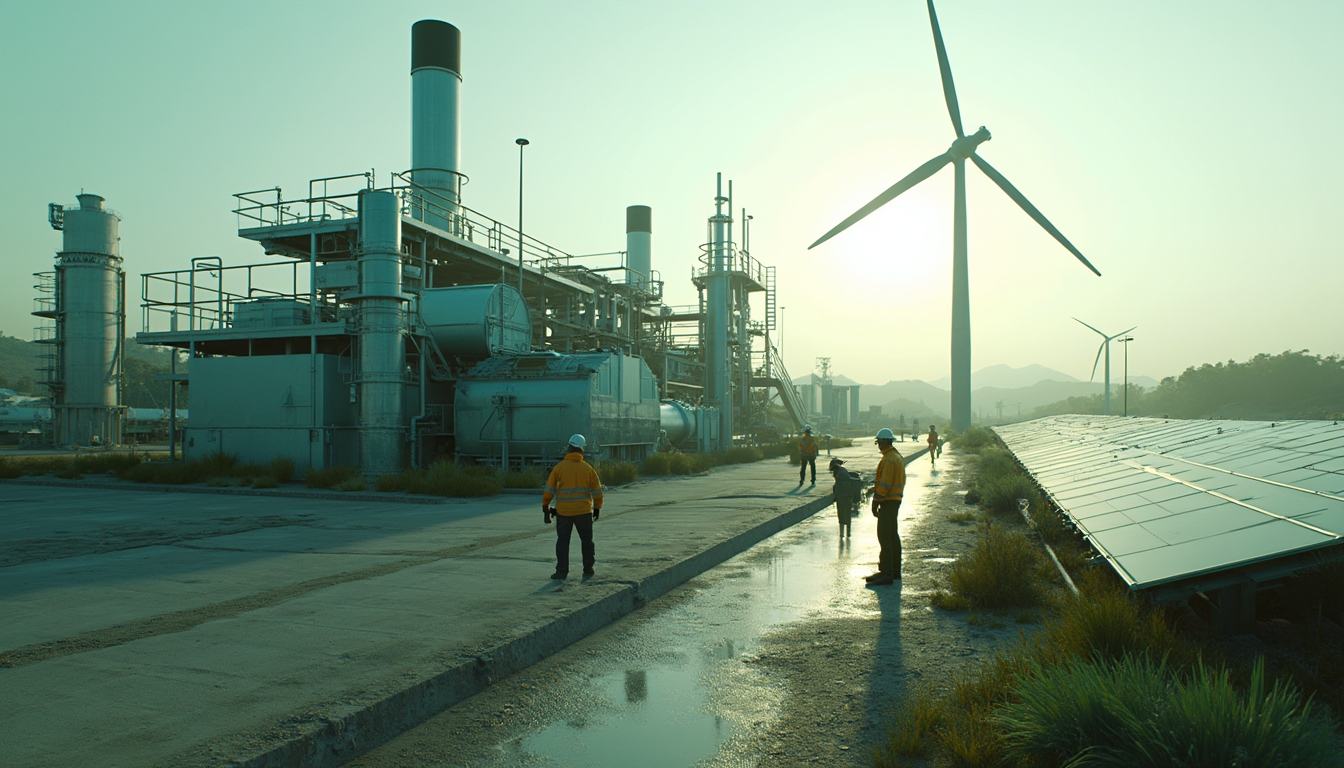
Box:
[594,460,638,486]
[943,523,1044,609]
[306,465,359,489]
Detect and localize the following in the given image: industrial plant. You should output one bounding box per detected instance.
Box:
[32,19,836,475]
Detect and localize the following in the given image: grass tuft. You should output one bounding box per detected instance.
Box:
[306,465,359,489]
[250,475,279,489]
[943,523,1044,610]
[268,457,296,483]
[332,476,367,492]
[953,427,999,454]
[875,687,945,762]
[594,460,639,486]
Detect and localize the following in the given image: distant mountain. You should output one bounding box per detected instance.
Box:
[791,373,861,387]
[928,364,1078,391]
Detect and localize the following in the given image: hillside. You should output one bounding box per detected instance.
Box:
[0,333,184,406]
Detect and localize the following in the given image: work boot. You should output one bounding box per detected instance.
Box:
[550,571,567,580]
[583,567,595,576]
[868,574,896,586]
[863,571,884,582]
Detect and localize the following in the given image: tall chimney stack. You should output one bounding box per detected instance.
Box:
[625,205,652,291]
[411,20,462,229]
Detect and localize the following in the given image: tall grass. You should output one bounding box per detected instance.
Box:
[995,657,1341,767]
[306,465,359,489]
[374,460,501,497]
[0,452,147,479]
[935,523,1044,610]
[593,460,638,486]
[954,426,999,453]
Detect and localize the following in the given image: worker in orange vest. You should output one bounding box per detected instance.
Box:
[866,428,906,585]
[798,424,819,485]
[542,434,604,580]
[927,425,940,463]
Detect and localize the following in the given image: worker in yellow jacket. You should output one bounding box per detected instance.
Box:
[866,428,906,585]
[798,424,819,485]
[542,434,605,580]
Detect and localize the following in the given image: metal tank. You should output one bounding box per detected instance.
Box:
[41,193,125,446]
[410,20,462,230]
[626,205,652,290]
[454,351,660,466]
[356,190,407,475]
[419,284,530,358]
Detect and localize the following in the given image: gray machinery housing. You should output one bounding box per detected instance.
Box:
[34,193,126,447]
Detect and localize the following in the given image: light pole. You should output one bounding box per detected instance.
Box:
[515,138,528,299]
[1120,335,1134,416]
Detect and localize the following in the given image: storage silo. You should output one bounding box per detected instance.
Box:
[39,193,125,447]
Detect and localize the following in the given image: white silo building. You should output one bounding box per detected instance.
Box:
[35,193,126,447]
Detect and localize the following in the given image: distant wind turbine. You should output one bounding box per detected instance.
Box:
[1075,318,1136,415]
[808,0,1101,432]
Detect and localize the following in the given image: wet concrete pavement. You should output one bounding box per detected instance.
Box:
[0,445,930,768]
[347,443,945,767]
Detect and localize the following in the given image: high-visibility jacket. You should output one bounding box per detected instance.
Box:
[873,446,906,503]
[927,430,938,449]
[543,452,605,515]
[799,434,819,458]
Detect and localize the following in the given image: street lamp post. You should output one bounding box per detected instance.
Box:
[515,138,529,299]
[1120,335,1134,416]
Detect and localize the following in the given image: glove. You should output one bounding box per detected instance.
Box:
[543,504,553,524]
[592,508,601,522]
[871,498,879,517]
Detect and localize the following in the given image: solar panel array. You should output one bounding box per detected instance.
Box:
[995,416,1344,591]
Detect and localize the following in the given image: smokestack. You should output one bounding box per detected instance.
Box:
[411,20,462,227]
[625,205,651,291]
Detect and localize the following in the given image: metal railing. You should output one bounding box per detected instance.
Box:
[140,259,325,334]
[694,242,770,288]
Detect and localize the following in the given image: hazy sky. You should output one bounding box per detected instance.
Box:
[2,1,1340,386]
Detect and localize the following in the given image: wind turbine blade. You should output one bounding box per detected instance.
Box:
[927,0,964,138]
[971,154,1102,276]
[1090,342,1104,382]
[808,153,952,249]
[1073,317,1106,338]
[1117,326,1137,339]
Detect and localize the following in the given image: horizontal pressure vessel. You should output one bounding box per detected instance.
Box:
[419,284,531,358]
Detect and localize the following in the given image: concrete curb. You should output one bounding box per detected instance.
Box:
[235,494,836,768]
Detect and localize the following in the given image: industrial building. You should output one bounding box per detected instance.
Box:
[119,19,809,474]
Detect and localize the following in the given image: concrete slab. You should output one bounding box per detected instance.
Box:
[0,444,924,768]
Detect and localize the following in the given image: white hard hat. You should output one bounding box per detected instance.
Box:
[804,424,813,432]
[568,434,587,449]
[875,428,895,441]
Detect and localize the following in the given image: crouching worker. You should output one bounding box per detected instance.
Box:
[829,458,862,538]
[542,434,604,580]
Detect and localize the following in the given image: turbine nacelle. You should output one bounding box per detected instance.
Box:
[950,126,991,160]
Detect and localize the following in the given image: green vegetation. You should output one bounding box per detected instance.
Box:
[1031,350,1344,421]
[931,523,1045,611]
[374,460,501,497]
[878,575,1340,767]
[332,476,368,492]
[593,460,638,486]
[305,465,360,489]
[952,426,998,453]
[0,451,149,479]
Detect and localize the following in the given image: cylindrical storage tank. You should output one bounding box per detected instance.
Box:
[357,190,407,476]
[411,19,462,229]
[625,205,651,290]
[420,284,531,358]
[659,400,695,446]
[56,193,123,447]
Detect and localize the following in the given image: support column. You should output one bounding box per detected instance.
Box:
[357,191,407,476]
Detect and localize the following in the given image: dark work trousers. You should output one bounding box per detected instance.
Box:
[555,513,595,574]
[877,500,902,576]
[800,456,817,483]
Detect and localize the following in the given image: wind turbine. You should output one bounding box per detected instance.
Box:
[808,0,1101,432]
[1075,318,1136,415]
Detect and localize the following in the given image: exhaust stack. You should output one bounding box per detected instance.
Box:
[625,205,651,291]
[411,20,462,229]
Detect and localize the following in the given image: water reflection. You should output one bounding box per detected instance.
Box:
[624,670,647,703]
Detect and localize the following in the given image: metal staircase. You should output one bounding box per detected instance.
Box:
[752,337,807,431]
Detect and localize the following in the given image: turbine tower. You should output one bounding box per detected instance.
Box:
[1075,318,1136,415]
[809,0,1101,432]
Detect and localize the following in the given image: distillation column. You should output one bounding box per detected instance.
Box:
[705,175,733,449]
[48,193,124,447]
[410,19,462,231]
[357,191,407,475]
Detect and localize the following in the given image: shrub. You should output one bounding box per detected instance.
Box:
[996,657,1341,768]
[718,446,764,466]
[504,468,544,489]
[376,472,410,492]
[268,457,296,483]
[944,523,1044,609]
[595,460,638,486]
[977,473,1040,518]
[332,476,367,492]
[204,476,232,487]
[0,458,20,479]
[405,460,501,497]
[974,447,1019,481]
[954,426,999,453]
[251,475,279,489]
[306,465,359,489]
[642,453,672,476]
[1044,575,1186,665]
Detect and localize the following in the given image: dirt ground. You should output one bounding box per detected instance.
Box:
[344,450,1029,767]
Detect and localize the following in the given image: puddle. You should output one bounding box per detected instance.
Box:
[461,452,942,766]
[924,557,958,564]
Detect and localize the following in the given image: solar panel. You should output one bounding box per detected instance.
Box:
[994,416,1344,593]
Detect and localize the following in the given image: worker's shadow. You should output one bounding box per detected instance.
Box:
[862,580,905,730]
[786,483,818,496]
